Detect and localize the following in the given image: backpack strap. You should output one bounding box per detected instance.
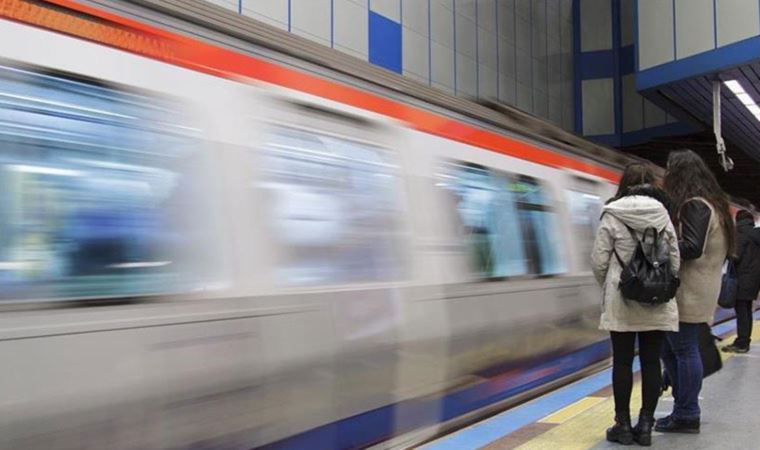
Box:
[612,247,626,268]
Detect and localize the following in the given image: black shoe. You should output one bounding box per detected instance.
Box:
[654,415,700,434]
[723,344,750,353]
[607,412,634,445]
[632,410,655,446]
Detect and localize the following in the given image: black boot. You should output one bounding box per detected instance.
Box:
[606,412,634,445]
[632,410,655,446]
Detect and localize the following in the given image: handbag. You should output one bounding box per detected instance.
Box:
[718,259,738,309]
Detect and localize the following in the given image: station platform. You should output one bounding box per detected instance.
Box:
[421,312,760,450]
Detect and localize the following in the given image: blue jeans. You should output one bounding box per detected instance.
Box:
[661,322,702,420]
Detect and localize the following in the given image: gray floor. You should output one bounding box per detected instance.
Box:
[592,350,760,450]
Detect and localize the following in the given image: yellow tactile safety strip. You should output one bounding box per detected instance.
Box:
[514,321,759,450]
[538,396,606,424]
[516,385,641,450]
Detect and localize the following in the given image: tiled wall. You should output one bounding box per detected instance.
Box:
[638,0,760,70]
[202,0,575,130]
[577,0,682,145]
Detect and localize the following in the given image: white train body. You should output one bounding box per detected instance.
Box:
[0,10,619,450]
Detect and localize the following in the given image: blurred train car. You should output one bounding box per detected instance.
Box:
[0,1,710,449]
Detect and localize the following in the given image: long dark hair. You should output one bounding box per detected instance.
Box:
[607,162,656,204]
[663,149,736,256]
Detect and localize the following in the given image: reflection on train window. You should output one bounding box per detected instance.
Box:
[0,64,218,300]
[566,190,602,271]
[260,126,404,286]
[511,176,565,275]
[438,162,564,278]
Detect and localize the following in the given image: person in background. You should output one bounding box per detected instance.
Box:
[723,209,760,353]
[658,150,735,434]
[591,162,680,446]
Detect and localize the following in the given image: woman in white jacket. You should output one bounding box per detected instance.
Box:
[591,163,680,447]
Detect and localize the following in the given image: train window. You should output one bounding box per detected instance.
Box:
[438,163,564,278]
[438,162,528,278]
[510,176,565,275]
[260,126,404,286]
[566,190,602,271]
[0,64,219,301]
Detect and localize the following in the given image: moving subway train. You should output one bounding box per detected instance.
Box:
[0,1,704,449]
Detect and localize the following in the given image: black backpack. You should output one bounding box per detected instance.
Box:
[612,223,680,305]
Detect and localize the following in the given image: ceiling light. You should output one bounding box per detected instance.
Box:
[724,80,746,94]
[724,79,760,122]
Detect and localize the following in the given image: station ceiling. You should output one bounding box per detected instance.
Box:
[634,61,760,208]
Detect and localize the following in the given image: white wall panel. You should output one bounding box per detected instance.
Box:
[431,0,454,47]
[517,81,533,112]
[532,0,547,28]
[370,0,401,22]
[548,34,560,61]
[403,0,430,35]
[431,40,455,90]
[638,0,675,69]
[562,104,574,131]
[582,78,614,135]
[516,0,531,22]
[456,0,477,21]
[457,54,478,97]
[478,0,497,33]
[456,15,477,59]
[547,1,560,40]
[241,0,288,30]
[499,74,517,104]
[499,32,517,78]
[548,53,561,98]
[497,0,516,40]
[717,0,760,47]
[534,89,548,118]
[516,15,531,52]
[516,49,532,85]
[675,0,715,59]
[560,9,572,53]
[622,74,643,132]
[479,65,498,99]
[580,0,612,51]
[533,57,548,94]
[478,28,498,69]
[549,95,562,124]
[560,0,573,24]
[403,27,430,80]
[291,0,331,46]
[532,0,547,58]
[334,0,368,58]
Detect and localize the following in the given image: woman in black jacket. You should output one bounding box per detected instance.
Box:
[723,210,760,353]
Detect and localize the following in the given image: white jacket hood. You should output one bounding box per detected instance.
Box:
[603,195,670,232]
